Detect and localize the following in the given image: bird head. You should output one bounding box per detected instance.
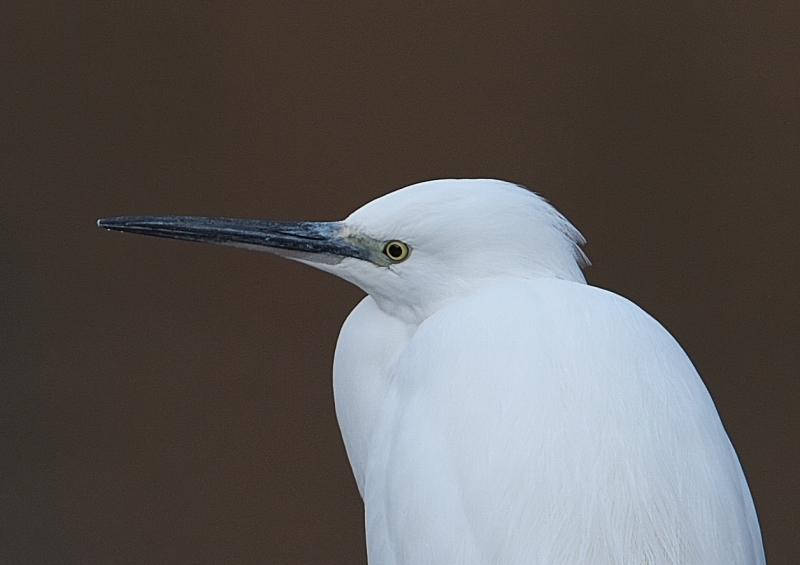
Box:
[99,179,588,325]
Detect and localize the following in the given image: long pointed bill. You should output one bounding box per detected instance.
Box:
[97,216,373,264]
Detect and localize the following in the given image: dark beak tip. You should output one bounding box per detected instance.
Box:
[98,216,136,230]
[97,217,118,228]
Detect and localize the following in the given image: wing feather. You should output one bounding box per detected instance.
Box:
[364,279,764,565]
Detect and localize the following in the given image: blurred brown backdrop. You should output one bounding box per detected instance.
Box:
[2,1,798,564]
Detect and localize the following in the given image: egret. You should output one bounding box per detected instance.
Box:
[99,179,765,564]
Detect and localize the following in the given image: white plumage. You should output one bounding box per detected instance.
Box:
[99,178,765,564]
[324,180,763,564]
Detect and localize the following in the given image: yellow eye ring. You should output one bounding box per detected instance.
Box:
[383,240,410,262]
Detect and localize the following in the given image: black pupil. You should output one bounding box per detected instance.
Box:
[388,243,403,258]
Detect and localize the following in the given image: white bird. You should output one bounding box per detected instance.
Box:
[99,179,765,565]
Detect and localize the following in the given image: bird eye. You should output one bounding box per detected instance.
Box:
[383,240,410,262]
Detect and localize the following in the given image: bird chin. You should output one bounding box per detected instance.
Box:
[224,242,345,265]
[268,247,347,265]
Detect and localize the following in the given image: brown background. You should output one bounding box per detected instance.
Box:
[2,1,798,564]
